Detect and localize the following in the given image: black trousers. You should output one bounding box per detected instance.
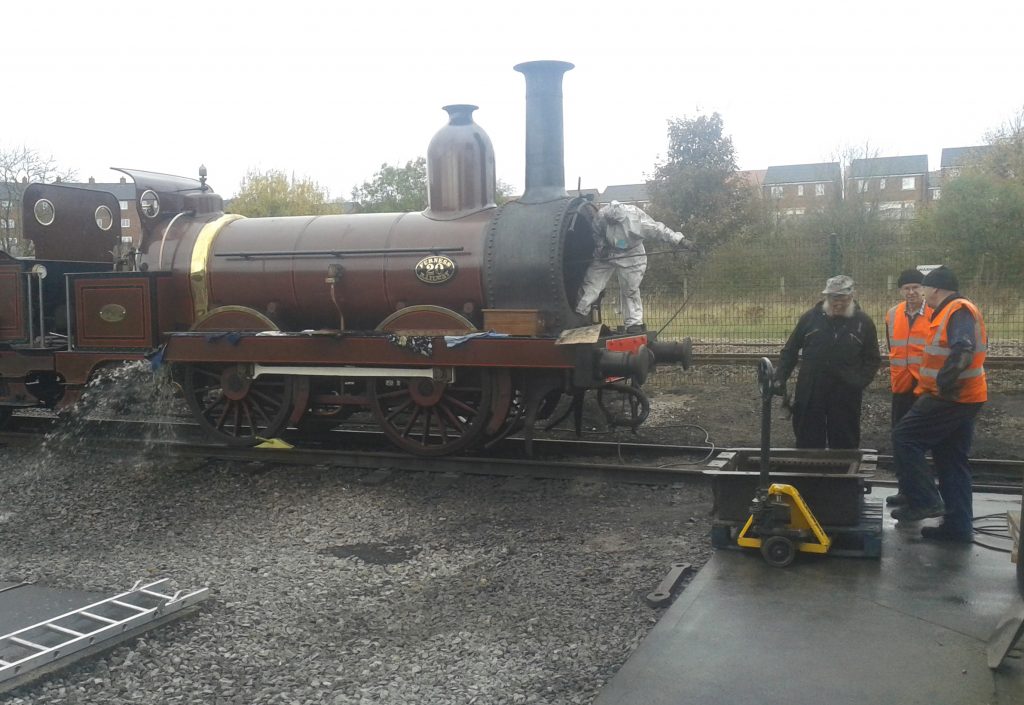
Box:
[891,390,920,496]
[891,390,917,428]
[791,376,863,449]
[893,397,982,533]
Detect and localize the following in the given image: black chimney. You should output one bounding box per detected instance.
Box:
[513,60,574,204]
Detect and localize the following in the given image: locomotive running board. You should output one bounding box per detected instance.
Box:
[252,364,454,382]
[0,578,208,693]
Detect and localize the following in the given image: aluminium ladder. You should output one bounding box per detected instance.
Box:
[0,578,208,688]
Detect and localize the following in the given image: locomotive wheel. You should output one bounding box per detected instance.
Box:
[370,368,493,456]
[483,369,515,438]
[182,363,294,446]
[761,536,797,568]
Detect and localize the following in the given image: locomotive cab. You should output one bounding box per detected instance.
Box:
[0,182,183,416]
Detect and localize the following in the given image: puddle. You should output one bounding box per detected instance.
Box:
[318,542,421,565]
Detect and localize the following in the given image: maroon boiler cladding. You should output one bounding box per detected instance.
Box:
[132,60,595,334]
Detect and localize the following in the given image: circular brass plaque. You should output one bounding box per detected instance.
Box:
[415,255,457,284]
[99,303,127,323]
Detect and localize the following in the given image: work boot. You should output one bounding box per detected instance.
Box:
[625,324,646,335]
[885,493,908,507]
[920,524,973,543]
[891,503,945,522]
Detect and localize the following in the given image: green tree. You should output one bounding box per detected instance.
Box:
[647,113,751,252]
[351,158,428,213]
[0,145,76,255]
[915,171,1024,287]
[643,113,752,290]
[350,158,514,212]
[495,179,516,205]
[227,169,340,217]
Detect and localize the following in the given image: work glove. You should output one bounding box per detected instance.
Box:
[673,234,697,252]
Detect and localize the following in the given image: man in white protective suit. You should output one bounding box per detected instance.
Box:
[575,200,695,334]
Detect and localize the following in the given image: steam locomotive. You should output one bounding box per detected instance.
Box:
[0,60,690,456]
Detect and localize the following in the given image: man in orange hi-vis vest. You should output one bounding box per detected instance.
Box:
[883,269,933,508]
[891,266,987,543]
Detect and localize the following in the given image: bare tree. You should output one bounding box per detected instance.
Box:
[0,145,76,256]
[984,106,1024,182]
[826,141,880,201]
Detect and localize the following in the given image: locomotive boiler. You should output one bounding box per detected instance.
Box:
[0,60,691,456]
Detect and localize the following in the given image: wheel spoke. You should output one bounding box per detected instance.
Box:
[400,406,422,439]
[421,408,433,445]
[445,394,480,418]
[369,367,491,456]
[241,402,257,436]
[249,386,283,407]
[202,391,226,415]
[249,397,273,426]
[436,410,449,443]
[438,401,468,433]
[184,363,293,446]
[213,399,232,430]
[385,398,414,423]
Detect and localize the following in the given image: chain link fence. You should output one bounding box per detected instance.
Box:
[600,226,1024,359]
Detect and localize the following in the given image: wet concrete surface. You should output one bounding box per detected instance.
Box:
[597,489,1024,705]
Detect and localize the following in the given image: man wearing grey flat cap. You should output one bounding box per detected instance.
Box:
[773,275,880,448]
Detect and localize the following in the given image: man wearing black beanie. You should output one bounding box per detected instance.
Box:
[891,266,988,543]
[883,268,933,507]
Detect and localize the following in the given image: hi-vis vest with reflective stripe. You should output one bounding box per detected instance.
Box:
[917,299,988,402]
[885,302,931,393]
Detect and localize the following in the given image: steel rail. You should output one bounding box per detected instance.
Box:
[2,413,1020,492]
[691,353,1024,369]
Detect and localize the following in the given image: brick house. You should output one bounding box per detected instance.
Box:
[763,162,842,216]
[847,155,929,218]
[931,145,992,200]
[596,183,650,207]
[736,169,767,196]
[568,187,600,202]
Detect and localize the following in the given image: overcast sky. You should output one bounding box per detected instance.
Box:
[5,1,1023,200]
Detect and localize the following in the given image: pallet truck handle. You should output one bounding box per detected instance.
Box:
[756,357,775,491]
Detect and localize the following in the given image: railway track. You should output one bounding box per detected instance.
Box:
[3,412,1021,493]
[691,352,1024,369]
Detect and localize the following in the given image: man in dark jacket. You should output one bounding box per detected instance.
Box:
[773,275,881,448]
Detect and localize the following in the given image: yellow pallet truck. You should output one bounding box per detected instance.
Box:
[736,359,831,567]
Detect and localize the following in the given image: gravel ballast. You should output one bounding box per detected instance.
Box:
[0,436,713,704]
